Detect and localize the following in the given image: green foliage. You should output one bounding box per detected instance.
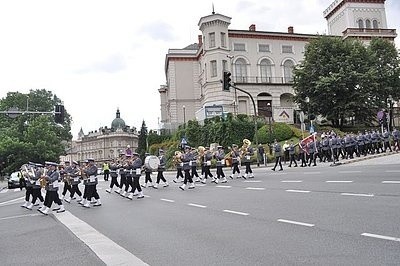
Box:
[137,120,148,158]
[257,122,293,144]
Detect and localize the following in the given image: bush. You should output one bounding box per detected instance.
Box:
[257,122,293,144]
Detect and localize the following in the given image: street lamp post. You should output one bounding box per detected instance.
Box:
[388,95,394,131]
[183,105,186,128]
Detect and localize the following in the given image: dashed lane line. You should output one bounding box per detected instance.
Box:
[245,187,266,191]
[326,181,353,183]
[277,219,315,227]
[385,170,400,173]
[216,185,232,188]
[0,189,9,193]
[0,213,41,221]
[382,181,400,184]
[302,172,321,175]
[285,189,311,193]
[54,211,148,265]
[243,180,262,183]
[160,198,175,203]
[338,171,362,174]
[341,193,374,197]
[188,203,207,208]
[281,180,303,183]
[223,210,249,216]
[361,233,400,242]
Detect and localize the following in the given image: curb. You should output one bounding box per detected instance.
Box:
[329,151,398,167]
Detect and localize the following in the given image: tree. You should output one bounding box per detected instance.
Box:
[137,120,148,158]
[0,89,72,175]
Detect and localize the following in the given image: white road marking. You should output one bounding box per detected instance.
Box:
[326,181,353,183]
[55,211,148,265]
[382,181,400,184]
[385,170,400,173]
[160,198,175,203]
[243,180,262,183]
[285,189,311,193]
[223,210,249,216]
[143,195,150,198]
[0,213,41,221]
[0,196,25,207]
[339,171,362,174]
[303,172,321,175]
[0,189,9,193]
[197,184,206,187]
[277,219,315,227]
[362,233,400,242]
[245,187,266,191]
[216,185,232,188]
[341,193,374,197]
[281,180,303,183]
[188,203,207,208]
[14,188,20,192]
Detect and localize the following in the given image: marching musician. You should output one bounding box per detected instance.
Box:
[172,151,184,183]
[154,149,169,189]
[142,153,154,188]
[190,147,201,183]
[38,161,65,215]
[60,161,72,201]
[20,162,35,209]
[106,159,120,193]
[288,140,298,167]
[127,152,144,199]
[271,139,283,171]
[81,158,101,208]
[65,160,82,203]
[115,157,127,195]
[179,146,195,190]
[241,139,254,179]
[29,163,45,209]
[215,145,227,183]
[121,155,133,198]
[229,144,241,179]
[201,147,214,184]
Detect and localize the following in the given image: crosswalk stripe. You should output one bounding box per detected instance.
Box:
[0,189,9,193]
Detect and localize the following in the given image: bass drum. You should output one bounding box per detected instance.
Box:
[144,155,160,171]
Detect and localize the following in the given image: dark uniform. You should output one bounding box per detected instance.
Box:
[272,141,283,171]
[179,147,195,190]
[154,150,168,188]
[38,162,65,215]
[127,153,144,199]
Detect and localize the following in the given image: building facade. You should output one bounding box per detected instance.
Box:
[61,109,139,164]
[159,0,396,132]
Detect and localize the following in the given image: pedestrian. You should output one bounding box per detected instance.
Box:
[258,144,265,166]
[103,161,110,181]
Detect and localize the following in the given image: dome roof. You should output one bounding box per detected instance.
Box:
[111,109,126,130]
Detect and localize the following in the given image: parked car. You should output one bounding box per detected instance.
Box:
[7,171,23,189]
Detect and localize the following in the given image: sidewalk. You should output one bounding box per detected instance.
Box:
[330,151,398,167]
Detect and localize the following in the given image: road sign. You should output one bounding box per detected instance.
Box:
[180,137,187,145]
[7,107,20,118]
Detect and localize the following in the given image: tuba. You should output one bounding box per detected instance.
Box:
[39,168,48,188]
[240,139,251,158]
[173,151,182,166]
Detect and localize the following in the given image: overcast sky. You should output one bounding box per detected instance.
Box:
[0,0,399,139]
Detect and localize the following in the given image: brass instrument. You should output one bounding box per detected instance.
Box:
[39,168,48,188]
[240,139,251,158]
[172,151,182,166]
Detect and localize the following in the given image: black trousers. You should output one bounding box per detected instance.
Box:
[131,176,142,193]
[289,154,297,166]
[156,171,166,184]
[273,156,282,170]
[203,166,213,179]
[62,181,72,196]
[244,162,252,174]
[25,186,33,201]
[191,166,199,178]
[216,166,225,178]
[70,184,82,197]
[300,153,307,166]
[109,176,119,188]
[144,172,152,183]
[31,187,44,204]
[119,175,127,190]
[183,170,193,185]
[45,190,61,208]
[125,176,133,192]
[103,170,110,181]
[232,163,240,175]
[308,153,316,166]
[86,185,100,200]
[83,184,88,199]
[176,168,183,179]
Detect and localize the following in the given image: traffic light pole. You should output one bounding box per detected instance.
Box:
[230,84,259,166]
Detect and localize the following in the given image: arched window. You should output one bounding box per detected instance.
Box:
[234,58,247,83]
[373,20,379,29]
[283,60,294,83]
[365,19,371,29]
[357,19,364,29]
[260,59,272,83]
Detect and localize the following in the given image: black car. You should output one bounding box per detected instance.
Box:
[7,172,24,189]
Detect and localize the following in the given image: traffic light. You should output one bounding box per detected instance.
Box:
[223,71,232,91]
[54,104,65,124]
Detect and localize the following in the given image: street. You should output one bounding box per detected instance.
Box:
[1,155,399,265]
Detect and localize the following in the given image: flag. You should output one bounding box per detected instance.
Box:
[299,133,317,155]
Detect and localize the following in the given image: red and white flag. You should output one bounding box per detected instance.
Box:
[299,133,317,155]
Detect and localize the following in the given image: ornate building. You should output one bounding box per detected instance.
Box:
[159,0,396,132]
[61,109,139,164]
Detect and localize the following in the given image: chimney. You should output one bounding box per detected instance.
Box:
[249,24,256,31]
[288,26,294,34]
[198,35,203,47]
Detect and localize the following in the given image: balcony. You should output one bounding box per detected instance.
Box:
[342,28,397,39]
[233,76,294,84]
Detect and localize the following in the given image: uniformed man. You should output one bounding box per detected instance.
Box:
[65,160,82,203]
[38,162,65,215]
[154,149,169,189]
[201,147,214,184]
[106,159,120,193]
[271,139,283,171]
[190,147,201,183]
[179,146,195,190]
[81,158,101,208]
[382,129,392,152]
[241,141,254,179]
[392,128,400,151]
[60,161,72,201]
[288,140,298,167]
[142,153,154,188]
[215,146,227,183]
[127,152,144,199]
[307,139,317,167]
[229,144,241,179]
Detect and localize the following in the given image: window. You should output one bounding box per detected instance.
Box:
[222,60,228,72]
[260,59,272,83]
[357,19,364,29]
[365,19,371,29]
[209,32,215,48]
[221,32,226,48]
[259,44,270,52]
[282,45,293,54]
[234,58,247,82]
[373,20,379,29]
[233,43,246,51]
[283,60,294,83]
[210,60,217,77]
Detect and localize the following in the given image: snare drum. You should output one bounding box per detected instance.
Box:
[144,156,160,171]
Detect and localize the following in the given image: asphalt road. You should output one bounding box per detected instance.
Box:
[1,154,399,265]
